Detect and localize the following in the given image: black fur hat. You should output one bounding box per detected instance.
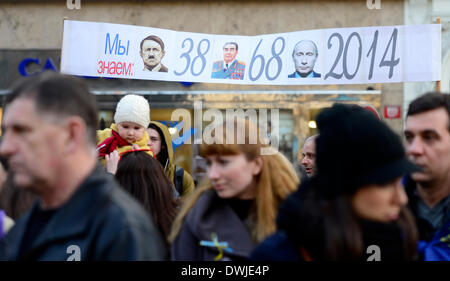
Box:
[314,103,420,198]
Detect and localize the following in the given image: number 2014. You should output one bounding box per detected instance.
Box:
[325,28,400,80]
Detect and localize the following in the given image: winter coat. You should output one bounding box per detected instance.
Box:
[251,179,414,261]
[150,121,194,197]
[249,230,301,261]
[404,176,450,260]
[171,190,256,261]
[251,220,411,261]
[0,165,168,261]
[404,176,450,242]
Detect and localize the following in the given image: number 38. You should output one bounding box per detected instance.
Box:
[174,38,211,77]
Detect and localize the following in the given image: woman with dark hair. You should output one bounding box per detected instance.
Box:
[0,156,37,239]
[147,122,195,198]
[115,149,179,245]
[0,173,37,220]
[251,104,419,261]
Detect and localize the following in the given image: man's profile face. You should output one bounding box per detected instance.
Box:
[223,44,238,64]
[0,98,66,191]
[140,39,165,68]
[404,108,450,185]
[301,138,316,176]
[293,41,317,76]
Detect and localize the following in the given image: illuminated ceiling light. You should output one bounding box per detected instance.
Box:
[308,121,317,129]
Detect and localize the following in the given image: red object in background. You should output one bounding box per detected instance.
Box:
[363,104,381,120]
[384,105,402,119]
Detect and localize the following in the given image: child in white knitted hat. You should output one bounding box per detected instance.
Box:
[97,94,154,164]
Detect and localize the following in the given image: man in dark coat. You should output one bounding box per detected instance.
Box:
[0,73,167,261]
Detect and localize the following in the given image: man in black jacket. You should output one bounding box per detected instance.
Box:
[0,72,167,260]
[404,92,450,244]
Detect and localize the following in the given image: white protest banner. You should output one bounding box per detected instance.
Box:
[61,20,441,85]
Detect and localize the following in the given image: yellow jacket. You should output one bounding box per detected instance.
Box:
[150,121,195,198]
[97,123,154,165]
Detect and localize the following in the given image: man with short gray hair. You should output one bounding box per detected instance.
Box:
[0,72,167,261]
[301,135,319,177]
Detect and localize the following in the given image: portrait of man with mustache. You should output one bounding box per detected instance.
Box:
[140,35,168,72]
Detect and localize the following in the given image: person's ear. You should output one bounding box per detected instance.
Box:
[251,156,264,176]
[63,116,86,155]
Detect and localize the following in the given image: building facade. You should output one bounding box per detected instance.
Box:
[404,0,450,117]
[2,0,442,180]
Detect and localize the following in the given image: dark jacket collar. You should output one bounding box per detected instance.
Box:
[404,175,419,214]
[404,175,450,241]
[186,190,256,258]
[4,164,111,259]
[359,219,406,261]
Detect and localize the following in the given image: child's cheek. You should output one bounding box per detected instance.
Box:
[136,131,145,142]
[118,129,127,140]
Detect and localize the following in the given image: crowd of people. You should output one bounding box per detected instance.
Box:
[0,72,448,261]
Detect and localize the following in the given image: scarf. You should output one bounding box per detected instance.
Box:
[97,130,130,157]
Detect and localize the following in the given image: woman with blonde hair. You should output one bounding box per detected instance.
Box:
[169,118,299,261]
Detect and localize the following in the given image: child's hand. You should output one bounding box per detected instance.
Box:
[105,150,120,175]
[131,144,140,150]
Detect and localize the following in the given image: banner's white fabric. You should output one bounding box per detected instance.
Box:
[61,20,441,85]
